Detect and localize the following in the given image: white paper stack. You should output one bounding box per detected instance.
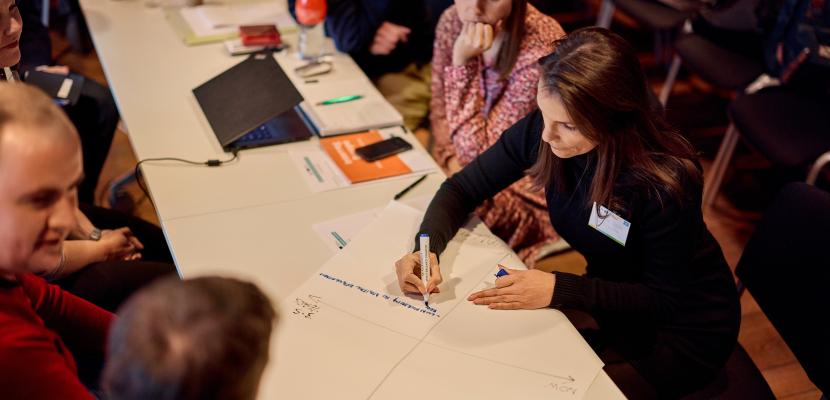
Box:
[296,80,404,136]
[174,1,296,44]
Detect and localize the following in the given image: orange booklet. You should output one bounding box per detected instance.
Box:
[320,131,412,183]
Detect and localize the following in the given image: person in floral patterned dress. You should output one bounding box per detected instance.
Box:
[430,0,566,265]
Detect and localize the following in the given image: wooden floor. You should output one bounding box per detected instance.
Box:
[49,19,820,399]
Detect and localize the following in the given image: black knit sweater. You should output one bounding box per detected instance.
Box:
[417,109,740,389]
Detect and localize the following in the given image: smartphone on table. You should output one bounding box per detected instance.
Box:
[355,136,413,162]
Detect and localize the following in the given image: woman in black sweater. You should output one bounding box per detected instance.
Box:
[394,27,740,398]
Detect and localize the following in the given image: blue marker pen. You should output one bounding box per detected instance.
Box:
[495,266,509,278]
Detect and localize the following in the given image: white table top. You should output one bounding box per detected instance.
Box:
[77,0,624,397]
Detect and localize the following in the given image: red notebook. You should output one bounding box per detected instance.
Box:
[239,25,281,47]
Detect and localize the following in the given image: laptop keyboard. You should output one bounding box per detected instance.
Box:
[236,123,276,144]
[229,109,313,149]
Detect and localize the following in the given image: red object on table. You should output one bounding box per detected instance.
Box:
[295,0,326,26]
[239,25,281,47]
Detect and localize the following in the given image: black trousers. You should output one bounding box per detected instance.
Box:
[63,79,119,204]
[56,204,178,313]
[78,203,174,265]
[57,205,178,389]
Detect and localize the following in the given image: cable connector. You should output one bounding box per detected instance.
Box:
[134,150,241,207]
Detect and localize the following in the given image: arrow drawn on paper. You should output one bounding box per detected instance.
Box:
[550,375,576,383]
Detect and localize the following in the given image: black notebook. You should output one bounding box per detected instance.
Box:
[24,70,85,106]
[193,53,313,150]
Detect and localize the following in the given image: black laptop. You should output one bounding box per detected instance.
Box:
[193,53,313,150]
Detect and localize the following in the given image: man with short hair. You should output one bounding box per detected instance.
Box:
[0,82,113,399]
[0,83,278,399]
[102,276,278,400]
[1,3,178,313]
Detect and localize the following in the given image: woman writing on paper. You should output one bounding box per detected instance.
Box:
[394,28,739,399]
[431,0,566,266]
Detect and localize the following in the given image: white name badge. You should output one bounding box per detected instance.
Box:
[57,78,73,99]
[588,202,631,246]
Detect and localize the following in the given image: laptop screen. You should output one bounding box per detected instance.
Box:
[193,54,304,147]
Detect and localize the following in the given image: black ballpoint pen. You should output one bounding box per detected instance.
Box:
[393,174,428,200]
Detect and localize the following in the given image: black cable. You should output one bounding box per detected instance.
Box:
[133,150,240,208]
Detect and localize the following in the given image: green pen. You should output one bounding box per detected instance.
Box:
[316,94,363,106]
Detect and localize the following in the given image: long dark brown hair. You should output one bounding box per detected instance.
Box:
[527,27,701,212]
[494,0,527,79]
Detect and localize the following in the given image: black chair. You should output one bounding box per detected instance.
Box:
[658,0,767,105]
[595,0,698,69]
[596,0,696,30]
[683,183,830,398]
[734,182,830,396]
[660,29,766,105]
[702,87,830,208]
[681,344,775,399]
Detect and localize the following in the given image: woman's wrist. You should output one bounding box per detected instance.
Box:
[65,240,108,267]
[452,51,471,66]
[91,239,116,263]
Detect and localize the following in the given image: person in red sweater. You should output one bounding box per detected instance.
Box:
[0,82,115,399]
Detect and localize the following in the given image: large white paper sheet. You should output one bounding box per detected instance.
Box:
[262,201,604,399]
[310,195,433,253]
[311,208,380,251]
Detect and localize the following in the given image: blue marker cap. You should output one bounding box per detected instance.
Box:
[495,268,509,278]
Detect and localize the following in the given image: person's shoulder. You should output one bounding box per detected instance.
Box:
[518,6,565,67]
[655,154,702,193]
[508,109,545,145]
[524,5,565,43]
[0,310,47,341]
[18,273,47,301]
[0,279,45,340]
[437,5,462,33]
[526,107,544,127]
[0,314,90,399]
[509,108,544,130]
[621,155,702,213]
